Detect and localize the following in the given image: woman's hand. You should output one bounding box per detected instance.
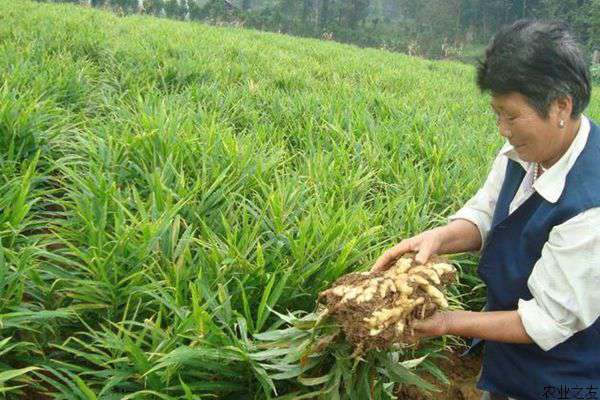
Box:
[400,311,451,345]
[408,310,534,345]
[410,311,451,339]
[371,227,447,273]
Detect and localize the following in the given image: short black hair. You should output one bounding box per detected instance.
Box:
[477,19,591,119]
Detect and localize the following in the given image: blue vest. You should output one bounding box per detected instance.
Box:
[475,120,600,399]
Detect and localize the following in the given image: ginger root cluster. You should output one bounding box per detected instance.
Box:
[318,253,456,352]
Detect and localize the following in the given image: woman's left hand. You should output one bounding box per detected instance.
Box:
[408,311,451,341]
[406,309,534,345]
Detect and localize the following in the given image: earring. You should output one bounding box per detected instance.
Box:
[559,120,565,129]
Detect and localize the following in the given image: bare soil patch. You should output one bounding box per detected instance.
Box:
[396,349,483,400]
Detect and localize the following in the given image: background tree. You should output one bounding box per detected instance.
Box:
[45,0,600,62]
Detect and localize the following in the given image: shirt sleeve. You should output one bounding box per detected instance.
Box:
[517,207,600,351]
[448,148,508,250]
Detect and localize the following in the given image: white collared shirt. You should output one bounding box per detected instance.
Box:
[450,116,600,351]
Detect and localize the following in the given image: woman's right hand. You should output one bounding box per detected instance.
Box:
[370,227,447,273]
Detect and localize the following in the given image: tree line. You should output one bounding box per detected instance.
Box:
[48,0,600,64]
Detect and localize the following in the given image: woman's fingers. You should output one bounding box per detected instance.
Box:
[371,238,415,273]
[410,311,450,337]
[371,229,442,273]
[414,240,434,264]
[404,333,421,346]
[415,229,444,264]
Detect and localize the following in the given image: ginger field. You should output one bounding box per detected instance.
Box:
[1,1,599,398]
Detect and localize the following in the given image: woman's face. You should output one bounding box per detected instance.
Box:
[490,92,567,165]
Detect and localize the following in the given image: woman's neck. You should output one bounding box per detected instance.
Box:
[540,117,582,170]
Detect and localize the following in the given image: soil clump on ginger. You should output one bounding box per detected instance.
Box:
[318,253,457,353]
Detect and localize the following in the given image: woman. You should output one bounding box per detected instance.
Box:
[372,20,599,400]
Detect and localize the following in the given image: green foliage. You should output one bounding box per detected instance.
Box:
[196,0,242,21]
[252,310,450,399]
[589,0,600,49]
[592,64,600,85]
[1,0,599,398]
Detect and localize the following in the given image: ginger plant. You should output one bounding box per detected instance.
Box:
[252,253,458,399]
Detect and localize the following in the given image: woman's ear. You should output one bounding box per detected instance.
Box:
[553,95,573,122]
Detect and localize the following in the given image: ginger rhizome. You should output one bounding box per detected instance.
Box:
[318,253,456,352]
